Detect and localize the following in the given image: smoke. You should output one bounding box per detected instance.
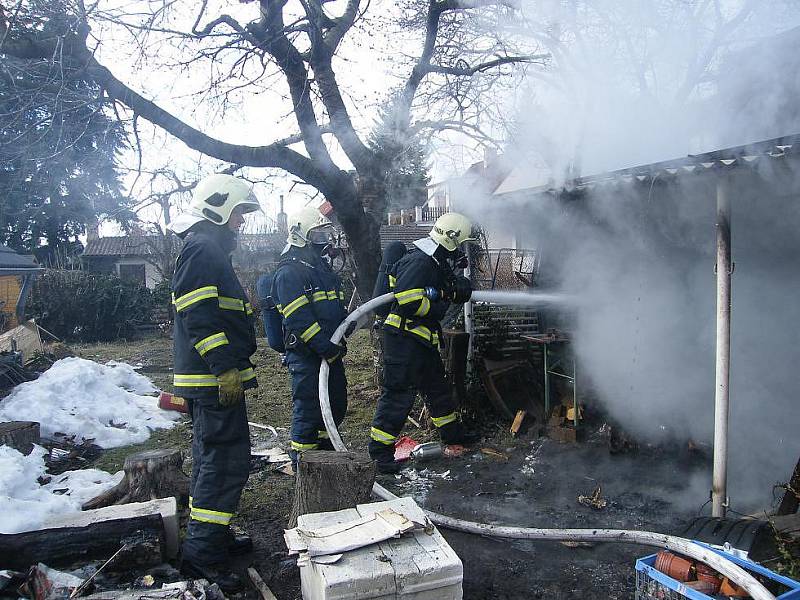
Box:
[457,2,800,511]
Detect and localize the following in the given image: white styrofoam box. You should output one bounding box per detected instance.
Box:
[296,497,463,600]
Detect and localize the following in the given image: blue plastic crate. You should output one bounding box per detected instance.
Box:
[635,545,800,600]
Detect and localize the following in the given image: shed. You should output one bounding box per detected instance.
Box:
[0,246,43,331]
[82,236,171,289]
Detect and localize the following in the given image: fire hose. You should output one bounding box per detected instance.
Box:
[317,292,775,600]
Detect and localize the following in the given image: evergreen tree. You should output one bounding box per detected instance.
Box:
[0,1,130,261]
[368,94,430,214]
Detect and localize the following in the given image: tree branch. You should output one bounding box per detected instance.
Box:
[424,53,548,76]
[251,1,347,185]
[78,55,337,196]
[304,1,372,172]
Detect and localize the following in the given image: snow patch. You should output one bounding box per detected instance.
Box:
[0,357,178,448]
[0,445,123,533]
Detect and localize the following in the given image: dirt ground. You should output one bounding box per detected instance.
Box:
[70,332,774,600]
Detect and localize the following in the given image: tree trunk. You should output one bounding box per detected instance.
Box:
[0,421,40,455]
[334,182,384,301]
[83,448,189,510]
[0,515,164,571]
[288,451,376,528]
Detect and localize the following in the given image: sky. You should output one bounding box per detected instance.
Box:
[89,0,467,232]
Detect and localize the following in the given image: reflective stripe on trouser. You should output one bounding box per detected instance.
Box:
[183,394,250,567]
[174,367,256,389]
[286,351,347,465]
[369,331,461,460]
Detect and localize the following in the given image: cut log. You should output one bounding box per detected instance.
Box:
[83,448,189,510]
[0,515,165,571]
[0,421,40,454]
[44,498,179,559]
[288,451,376,528]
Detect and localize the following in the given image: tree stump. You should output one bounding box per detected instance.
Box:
[288,451,376,528]
[83,448,189,510]
[0,421,40,455]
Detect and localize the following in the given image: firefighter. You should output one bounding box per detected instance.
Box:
[169,174,260,592]
[273,207,348,466]
[369,212,478,474]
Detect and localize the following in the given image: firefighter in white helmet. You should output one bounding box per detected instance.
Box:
[272,206,348,466]
[169,173,260,592]
[369,212,479,473]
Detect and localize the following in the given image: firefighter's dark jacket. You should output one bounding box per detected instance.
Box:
[172,229,258,398]
[384,248,451,348]
[273,247,347,361]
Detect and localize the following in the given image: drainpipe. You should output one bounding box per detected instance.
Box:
[712,174,732,518]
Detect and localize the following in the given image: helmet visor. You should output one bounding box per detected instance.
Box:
[307,224,336,246]
[237,190,261,214]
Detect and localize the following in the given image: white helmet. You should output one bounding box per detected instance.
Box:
[169,174,260,234]
[429,212,477,252]
[286,206,335,248]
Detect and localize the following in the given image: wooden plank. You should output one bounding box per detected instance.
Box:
[510,410,526,436]
[247,567,278,600]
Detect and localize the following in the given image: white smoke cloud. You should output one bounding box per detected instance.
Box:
[458,1,800,511]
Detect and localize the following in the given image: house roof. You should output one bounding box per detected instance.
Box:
[84,233,285,258]
[379,224,429,251]
[0,246,41,273]
[83,236,166,257]
[495,133,800,196]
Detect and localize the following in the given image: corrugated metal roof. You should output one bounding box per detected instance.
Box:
[495,133,800,196]
[379,225,429,250]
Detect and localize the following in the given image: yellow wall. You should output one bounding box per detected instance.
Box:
[0,275,21,330]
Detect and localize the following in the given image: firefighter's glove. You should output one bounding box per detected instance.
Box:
[325,342,347,363]
[217,368,243,407]
[451,275,473,304]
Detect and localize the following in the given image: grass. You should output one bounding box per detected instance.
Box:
[74,329,383,523]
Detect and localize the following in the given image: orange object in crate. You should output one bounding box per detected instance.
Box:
[685,580,722,594]
[695,563,722,593]
[720,576,750,597]
[159,391,189,414]
[654,551,695,582]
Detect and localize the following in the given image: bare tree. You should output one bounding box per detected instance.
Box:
[2,1,546,295]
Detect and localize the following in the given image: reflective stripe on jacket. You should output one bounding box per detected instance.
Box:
[383,248,450,348]
[273,249,347,361]
[171,231,257,398]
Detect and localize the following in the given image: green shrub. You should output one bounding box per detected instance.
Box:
[27,269,155,342]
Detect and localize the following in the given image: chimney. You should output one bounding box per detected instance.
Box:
[86,218,99,242]
[277,194,288,234]
[484,147,498,170]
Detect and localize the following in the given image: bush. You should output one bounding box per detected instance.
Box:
[27,269,155,342]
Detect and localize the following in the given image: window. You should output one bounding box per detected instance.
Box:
[118,263,146,286]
